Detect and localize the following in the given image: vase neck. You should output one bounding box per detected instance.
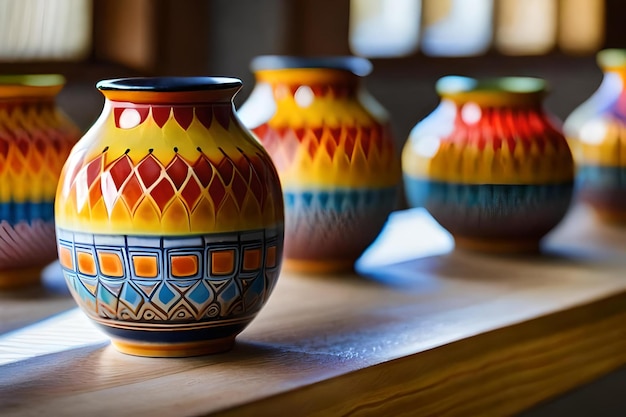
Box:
[0,87,61,102]
[100,89,239,105]
[597,49,626,85]
[436,76,547,109]
[97,77,242,105]
[0,74,64,101]
[602,67,626,89]
[255,69,360,96]
[443,95,544,109]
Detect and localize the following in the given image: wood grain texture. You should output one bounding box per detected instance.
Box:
[0,263,75,334]
[2,205,626,416]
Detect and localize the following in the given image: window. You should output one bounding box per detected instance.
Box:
[421,0,493,57]
[496,0,557,55]
[349,0,605,57]
[0,0,92,61]
[349,0,422,58]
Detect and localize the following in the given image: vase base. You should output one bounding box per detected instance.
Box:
[454,236,540,254]
[283,258,355,274]
[0,266,43,289]
[110,336,236,358]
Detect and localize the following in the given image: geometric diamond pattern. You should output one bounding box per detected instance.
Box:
[0,98,79,271]
[252,123,399,188]
[153,282,181,312]
[57,226,283,324]
[283,188,397,263]
[404,105,574,185]
[246,82,400,189]
[56,103,284,236]
[240,76,400,268]
[0,101,79,206]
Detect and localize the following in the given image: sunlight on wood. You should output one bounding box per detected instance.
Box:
[357,207,453,269]
[0,309,107,366]
[5,206,626,416]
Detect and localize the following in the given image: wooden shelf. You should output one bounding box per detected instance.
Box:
[2,205,626,416]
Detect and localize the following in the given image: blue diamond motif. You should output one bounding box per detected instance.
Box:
[158,284,176,305]
[302,192,313,208]
[120,283,143,312]
[97,284,118,309]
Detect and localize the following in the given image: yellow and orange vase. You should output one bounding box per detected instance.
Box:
[0,75,79,288]
[402,76,574,253]
[564,49,626,223]
[55,77,284,357]
[239,56,400,273]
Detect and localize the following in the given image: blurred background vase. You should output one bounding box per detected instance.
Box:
[564,49,626,224]
[0,74,79,289]
[239,56,401,273]
[55,77,284,357]
[402,76,574,253]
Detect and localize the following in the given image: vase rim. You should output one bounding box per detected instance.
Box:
[250,55,372,76]
[0,74,65,87]
[436,76,548,96]
[597,49,626,70]
[96,77,243,92]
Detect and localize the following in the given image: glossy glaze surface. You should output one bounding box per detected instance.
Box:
[239,56,400,272]
[564,49,626,223]
[403,76,574,252]
[0,75,79,288]
[55,77,284,356]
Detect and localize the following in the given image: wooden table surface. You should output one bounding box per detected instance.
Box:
[2,205,626,416]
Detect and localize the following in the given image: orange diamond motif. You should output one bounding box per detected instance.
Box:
[166,155,189,190]
[120,173,144,212]
[109,155,133,189]
[150,179,176,212]
[0,137,8,158]
[208,176,226,208]
[58,103,283,233]
[217,157,234,186]
[86,155,103,188]
[231,171,247,208]
[180,177,202,211]
[192,156,213,187]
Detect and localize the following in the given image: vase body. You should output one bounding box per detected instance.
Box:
[402,76,574,253]
[0,75,79,288]
[239,56,400,273]
[55,77,284,357]
[564,49,626,223]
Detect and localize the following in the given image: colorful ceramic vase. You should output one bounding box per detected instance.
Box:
[564,49,626,223]
[0,75,79,288]
[55,77,284,357]
[402,76,574,253]
[239,56,400,273]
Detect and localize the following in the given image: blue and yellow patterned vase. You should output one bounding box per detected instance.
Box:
[239,56,401,273]
[402,76,574,253]
[55,77,284,357]
[564,49,626,223]
[0,75,79,288]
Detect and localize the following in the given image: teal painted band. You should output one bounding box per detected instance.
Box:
[404,176,573,210]
[404,176,573,239]
[0,201,54,224]
[577,165,626,190]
